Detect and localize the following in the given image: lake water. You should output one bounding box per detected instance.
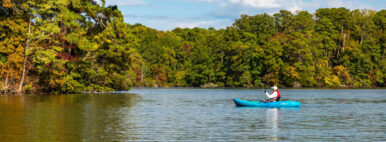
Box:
[0,89,385,141]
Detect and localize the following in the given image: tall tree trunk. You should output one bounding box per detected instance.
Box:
[337,25,344,58]
[18,18,31,94]
[343,32,347,51]
[141,65,144,81]
[360,32,363,45]
[337,48,340,58]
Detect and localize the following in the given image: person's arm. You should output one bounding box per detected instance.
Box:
[266,91,277,98]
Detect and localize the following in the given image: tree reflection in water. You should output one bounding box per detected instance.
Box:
[0,94,141,141]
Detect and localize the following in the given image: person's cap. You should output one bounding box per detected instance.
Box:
[271,86,278,90]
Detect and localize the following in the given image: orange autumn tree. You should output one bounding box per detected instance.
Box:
[0,0,30,94]
[0,19,27,94]
[2,0,12,8]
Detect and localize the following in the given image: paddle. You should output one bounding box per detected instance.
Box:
[257,83,267,102]
[258,83,266,94]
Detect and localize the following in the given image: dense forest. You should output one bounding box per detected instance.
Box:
[0,0,385,94]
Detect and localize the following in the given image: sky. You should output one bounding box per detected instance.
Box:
[104,0,386,31]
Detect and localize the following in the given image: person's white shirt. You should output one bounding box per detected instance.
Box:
[266,91,278,99]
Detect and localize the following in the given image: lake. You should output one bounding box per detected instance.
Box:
[0,89,385,141]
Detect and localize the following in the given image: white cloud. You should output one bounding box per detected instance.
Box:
[326,0,373,10]
[229,0,281,8]
[326,0,344,7]
[183,0,214,2]
[180,0,302,9]
[105,0,146,6]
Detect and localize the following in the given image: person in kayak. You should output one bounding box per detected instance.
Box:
[263,86,281,102]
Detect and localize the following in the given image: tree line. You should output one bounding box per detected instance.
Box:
[0,0,385,94]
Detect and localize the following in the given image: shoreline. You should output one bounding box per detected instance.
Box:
[1,87,384,96]
[130,87,386,90]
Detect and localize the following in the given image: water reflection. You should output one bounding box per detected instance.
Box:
[266,108,279,141]
[0,89,384,141]
[0,94,141,141]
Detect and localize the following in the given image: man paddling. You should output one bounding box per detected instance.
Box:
[263,86,281,102]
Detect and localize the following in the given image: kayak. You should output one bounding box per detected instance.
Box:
[233,98,301,107]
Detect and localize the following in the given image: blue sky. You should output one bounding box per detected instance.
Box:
[105,0,385,30]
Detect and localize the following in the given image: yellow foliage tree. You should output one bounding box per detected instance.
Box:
[0,18,27,93]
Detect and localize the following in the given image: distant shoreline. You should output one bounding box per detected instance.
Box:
[129,87,386,90]
[1,87,384,96]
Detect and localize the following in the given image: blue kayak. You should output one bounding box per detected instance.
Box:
[233,98,301,107]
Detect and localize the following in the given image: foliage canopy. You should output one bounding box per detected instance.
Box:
[0,1,385,93]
